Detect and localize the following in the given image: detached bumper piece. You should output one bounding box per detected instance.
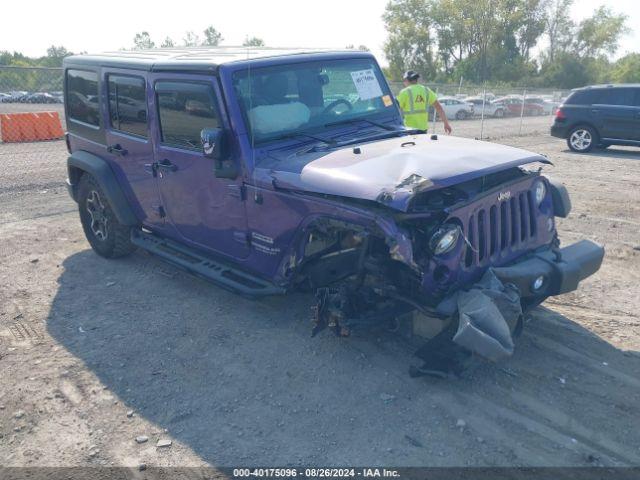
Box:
[435,269,522,363]
[422,240,604,370]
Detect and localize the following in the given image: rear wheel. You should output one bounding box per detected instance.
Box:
[455,110,466,120]
[494,108,505,118]
[567,125,598,153]
[78,174,136,258]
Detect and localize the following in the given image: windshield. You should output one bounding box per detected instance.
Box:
[232,58,396,144]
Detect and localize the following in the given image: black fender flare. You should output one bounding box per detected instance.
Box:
[67,150,139,226]
[547,177,572,218]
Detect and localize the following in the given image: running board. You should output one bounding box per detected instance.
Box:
[131,230,285,297]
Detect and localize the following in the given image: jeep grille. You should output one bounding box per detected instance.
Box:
[463,190,538,268]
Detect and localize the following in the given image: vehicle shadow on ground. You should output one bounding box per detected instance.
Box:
[46,249,640,466]
[563,147,640,160]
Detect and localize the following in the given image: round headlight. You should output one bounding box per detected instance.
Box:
[430,224,461,255]
[534,180,547,205]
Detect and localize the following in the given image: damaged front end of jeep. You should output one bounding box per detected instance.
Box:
[287,165,604,376]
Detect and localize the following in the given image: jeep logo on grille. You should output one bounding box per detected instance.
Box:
[497,191,512,202]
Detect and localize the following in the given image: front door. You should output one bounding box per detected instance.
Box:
[149,74,250,259]
[103,70,164,228]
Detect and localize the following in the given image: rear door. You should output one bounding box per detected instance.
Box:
[149,74,250,259]
[103,71,164,228]
[594,88,638,140]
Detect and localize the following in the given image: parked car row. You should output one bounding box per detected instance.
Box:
[0,91,63,103]
[425,92,563,120]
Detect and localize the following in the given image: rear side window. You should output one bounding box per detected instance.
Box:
[108,75,148,137]
[67,69,100,126]
[597,88,636,106]
[565,89,601,105]
[155,81,220,150]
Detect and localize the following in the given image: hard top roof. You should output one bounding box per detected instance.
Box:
[63,47,374,72]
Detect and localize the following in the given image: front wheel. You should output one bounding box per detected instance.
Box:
[77,174,136,258]
[455,110,466,120]
[567,125,598,153]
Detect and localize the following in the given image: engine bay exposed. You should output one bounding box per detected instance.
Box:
[293,168,552,377]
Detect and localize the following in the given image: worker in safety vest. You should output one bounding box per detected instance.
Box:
[397,70,452,134]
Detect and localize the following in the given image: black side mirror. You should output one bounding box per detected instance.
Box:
[201,128,237,179]
[201,127,224,160]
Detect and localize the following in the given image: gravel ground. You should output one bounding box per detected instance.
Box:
[0,124,639,468]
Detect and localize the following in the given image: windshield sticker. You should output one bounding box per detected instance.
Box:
[350,69,383,101]
[382,95,393,107]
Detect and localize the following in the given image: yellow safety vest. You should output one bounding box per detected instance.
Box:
[397,84,437,131]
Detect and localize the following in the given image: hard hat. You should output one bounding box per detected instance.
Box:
[403,70,420,81]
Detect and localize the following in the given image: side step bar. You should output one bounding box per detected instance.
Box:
[131,230,286,297]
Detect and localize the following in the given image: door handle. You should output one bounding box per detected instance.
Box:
[154,159,178,172]
[107,144,128,156]
[590,109,600,114]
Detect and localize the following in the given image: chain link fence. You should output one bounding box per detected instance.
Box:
[0,65,568,144]
[0,66,66,143]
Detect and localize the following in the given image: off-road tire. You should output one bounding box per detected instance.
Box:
[567,125,598,153]
[77,173,136,258]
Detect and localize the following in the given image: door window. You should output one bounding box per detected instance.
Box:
[67,69,100,126]
[598,88,636,106]
[108,75,148,137]
[155,81,220,150]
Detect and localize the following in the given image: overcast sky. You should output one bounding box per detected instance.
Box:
[1,0,638,64]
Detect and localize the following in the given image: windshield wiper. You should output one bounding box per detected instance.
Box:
[265,131,336,147]
[324,117,397,131]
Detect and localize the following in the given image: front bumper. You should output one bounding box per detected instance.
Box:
[492,239,604,298]
[428,240,604,364]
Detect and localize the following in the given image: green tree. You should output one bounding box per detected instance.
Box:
[345,44,370,51]
[611,53,640,83]
[242,36,265,47]
[37,45,74,67]
[514,0,547,61]
[543,0,575,63]
[575,6,629,58]
[160,37,175,48]
[539,51,593,88]
[382,0,435,81]
[202,26,223,46]
[385,0,545,82]
[183,31,201,47]
[133,31,155,50]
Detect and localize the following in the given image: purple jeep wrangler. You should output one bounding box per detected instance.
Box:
[64,48,603,370]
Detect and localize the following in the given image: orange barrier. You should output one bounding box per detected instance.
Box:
[0,112,64,143]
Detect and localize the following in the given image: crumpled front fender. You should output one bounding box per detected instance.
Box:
[373,216,420,272]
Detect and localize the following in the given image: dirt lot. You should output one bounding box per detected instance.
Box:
[1,121,639,468]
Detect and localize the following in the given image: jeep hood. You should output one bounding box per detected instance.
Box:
[266,134,549,212]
